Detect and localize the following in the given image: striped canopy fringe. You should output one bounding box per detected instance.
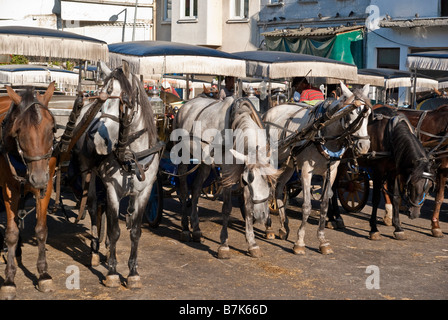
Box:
[0,34,108,62]
[385,77,438,89]
[246,60,358,81]
[407,56,448,72]
[109,52,246,77]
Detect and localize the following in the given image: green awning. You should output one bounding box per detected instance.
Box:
[263,27,364,69]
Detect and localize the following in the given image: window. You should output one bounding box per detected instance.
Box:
[230,0,249,20]
[269,0,283,4]
[442,0,448,16]
[377,48,400,69]
[181,0,197,19]
[164,0,172,21]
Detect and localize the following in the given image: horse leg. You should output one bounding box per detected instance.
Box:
[317,164,337,255]
[327,168,345,230]
[242,186,263,258]
[382,182,393,226]
[126,190,151,289]
[276,166,294,240]
[1,194,19,300]
[391,177,406,240]
[293,166,312,255]
[431,170,446,238]
[218,188,232,259]
[34,188,54,293]
[369,173,382,240]
[178,163,191,242]
[103,192,121,288]
[189,165,210,243]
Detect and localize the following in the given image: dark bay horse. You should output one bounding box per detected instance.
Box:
[0,83,56,299]
[376,105,448,237]
[329,107,435,240]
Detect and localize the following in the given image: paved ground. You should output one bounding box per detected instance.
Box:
[0,186,447,304]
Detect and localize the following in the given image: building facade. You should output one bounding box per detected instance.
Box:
[0,0,155,44]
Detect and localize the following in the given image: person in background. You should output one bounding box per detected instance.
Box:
[291,76,324,105]
[219,76,235,100]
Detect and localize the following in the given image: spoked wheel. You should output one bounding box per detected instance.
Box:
[144,175,164,228]
[337,168,370,213]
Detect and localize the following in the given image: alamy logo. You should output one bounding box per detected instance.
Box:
[365,5,381,31]
[365,265,380,289]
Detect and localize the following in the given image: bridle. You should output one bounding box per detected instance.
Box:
[1,101,55,185]
[400,166,434,208]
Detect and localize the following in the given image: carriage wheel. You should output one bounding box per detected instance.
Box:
[144,175,164,228]
[337,168,370,213]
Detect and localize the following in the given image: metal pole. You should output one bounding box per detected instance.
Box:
[122,8,127,42]
[132,0,139,41]
[412,68,418,109]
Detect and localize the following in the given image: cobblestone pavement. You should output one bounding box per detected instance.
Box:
[0,187,447,303]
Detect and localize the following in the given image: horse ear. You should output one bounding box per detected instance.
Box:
[229,149,247,164]
[339,81,353,98]
[37,81,55,106]
[361,84,370,98]
[203,84,209,94]
[6,86,21,105]
[122,60,131,78]
[98,60,111,78]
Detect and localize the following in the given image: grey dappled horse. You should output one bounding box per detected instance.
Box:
[173,96,279,258]
[263,83,371,255]
[73,62,160,288]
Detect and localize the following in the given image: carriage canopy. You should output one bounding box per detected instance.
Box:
[0,26,108,62]
[108,40,246,77]
[231,50,358,81]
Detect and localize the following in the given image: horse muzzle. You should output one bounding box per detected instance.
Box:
[354,137,370,155]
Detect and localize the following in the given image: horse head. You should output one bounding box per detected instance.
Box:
[229,148,279,224]
[339,82,372,155]
[4,83,56,190]
[91,61,134,155]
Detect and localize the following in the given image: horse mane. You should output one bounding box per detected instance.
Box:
[388,118,429,183]
[104,68,157,147]
[221,98,277,188]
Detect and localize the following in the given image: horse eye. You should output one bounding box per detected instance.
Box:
[247,170,254,183]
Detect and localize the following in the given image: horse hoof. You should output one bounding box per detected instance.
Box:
[38,279,54,293]
[217,246,230,259]
[335,218,345,229]
[431,228,443,238]
[192,231,204,243]
[278,228,288,240]
[91,253,100,267]
[104,274,121,288]
[326,221,336,230]
[394,231,407,240]
[293,245,306,255]
[382,216,393,226]
[369,232,381,241]
[126,275,142,289]
[319,244,334,255]
[265,230,275,240]
[248,246,262,258]
[180,231,191,242]
[0,285,16,300]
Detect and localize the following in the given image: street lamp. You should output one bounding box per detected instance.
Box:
[110,8,127,42]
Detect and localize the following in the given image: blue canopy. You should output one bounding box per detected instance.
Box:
[231,50,358,80]
[0,26,108,61]
[108,40,246,77]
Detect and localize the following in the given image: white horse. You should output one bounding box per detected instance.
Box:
[73,61,161,288]
[173,96,279,258]
[263,83,371,255]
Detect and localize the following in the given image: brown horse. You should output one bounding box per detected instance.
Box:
[0,83,56,300]
[378,104,448,237]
